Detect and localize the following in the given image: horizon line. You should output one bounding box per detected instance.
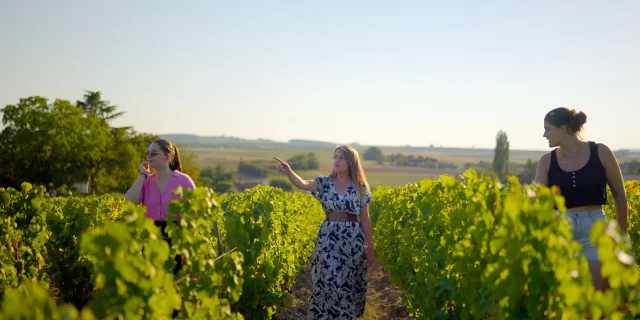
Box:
[157,132,640,153]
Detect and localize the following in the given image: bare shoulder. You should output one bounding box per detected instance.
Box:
[596,142,613,154]
[534,152,552,185]
[537,152,552,173]
[538,152,552,165]
[596,142,616,167]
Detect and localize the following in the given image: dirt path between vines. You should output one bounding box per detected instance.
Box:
[272,262,412,320]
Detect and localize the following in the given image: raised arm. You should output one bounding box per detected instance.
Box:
[125,162,150,204]
[598,143,628,232]
[273,157,318,192]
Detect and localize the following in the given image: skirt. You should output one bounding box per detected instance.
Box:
[308,221,368,320]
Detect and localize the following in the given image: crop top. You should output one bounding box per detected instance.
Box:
[311,176,372,215]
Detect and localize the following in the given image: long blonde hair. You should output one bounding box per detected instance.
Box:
[329,145,370,202]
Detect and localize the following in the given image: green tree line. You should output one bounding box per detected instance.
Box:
[0,91,156,194]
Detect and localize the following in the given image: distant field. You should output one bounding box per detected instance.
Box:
[190,148,336,170]
[170,134,640,165]
[185,146,640,188]
[190,147,485,169]
[188,147,470,188]
[377,146,546,163]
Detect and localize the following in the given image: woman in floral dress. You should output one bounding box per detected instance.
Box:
[274,145,375,319]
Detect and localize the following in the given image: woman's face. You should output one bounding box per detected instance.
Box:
[333,149,350,174]
[146,142,169,169]
[543,121,565,148]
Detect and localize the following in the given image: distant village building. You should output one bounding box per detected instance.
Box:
[72,181,90,194]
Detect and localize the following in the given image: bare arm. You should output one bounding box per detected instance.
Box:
[360,205,375,266]
[125,162,150,204]
[125,174,146,204]
[534,153,551,186]
[273,157,318,192]
[599,143,628,232]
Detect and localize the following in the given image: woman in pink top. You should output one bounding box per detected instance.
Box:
[125,139,196,274]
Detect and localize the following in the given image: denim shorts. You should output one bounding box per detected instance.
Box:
[565,208,607,261]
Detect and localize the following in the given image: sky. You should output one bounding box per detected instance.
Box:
[1,1,638,150]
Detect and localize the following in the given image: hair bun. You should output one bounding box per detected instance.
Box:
[544,107,587,135]
[575,110,587,127]
[566,109,587,133]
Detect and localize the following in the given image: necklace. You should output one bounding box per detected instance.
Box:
[559,144,583,164]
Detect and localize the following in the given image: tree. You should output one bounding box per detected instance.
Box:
[76,92,158,194]
[178,149,201,186]
[0,93,159,194]
[517,159,538,184]
[0,97,111,190]
[287,154,307,171]
[625,160,640,175]
[287,153,320,171]
[363,147,384,163]
[76,91,124,122]
[306,152,320,170]
[238,160,269,179]
[91,129,158,194]
[200,165,234,193]
[390,153,408,166]
[269,177,293,191]
[492,130,510,181]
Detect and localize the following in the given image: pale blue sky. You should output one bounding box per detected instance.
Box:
[1,1,638,150]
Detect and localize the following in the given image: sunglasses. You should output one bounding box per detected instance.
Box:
[146,150,161,157]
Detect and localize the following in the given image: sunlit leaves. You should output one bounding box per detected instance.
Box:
[370,172,640,319]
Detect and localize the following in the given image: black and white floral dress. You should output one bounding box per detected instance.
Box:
[308,176,372,320]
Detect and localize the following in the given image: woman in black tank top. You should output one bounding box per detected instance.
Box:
[534,107,628,291]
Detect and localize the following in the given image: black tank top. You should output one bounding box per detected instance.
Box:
[547,141,608,209]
